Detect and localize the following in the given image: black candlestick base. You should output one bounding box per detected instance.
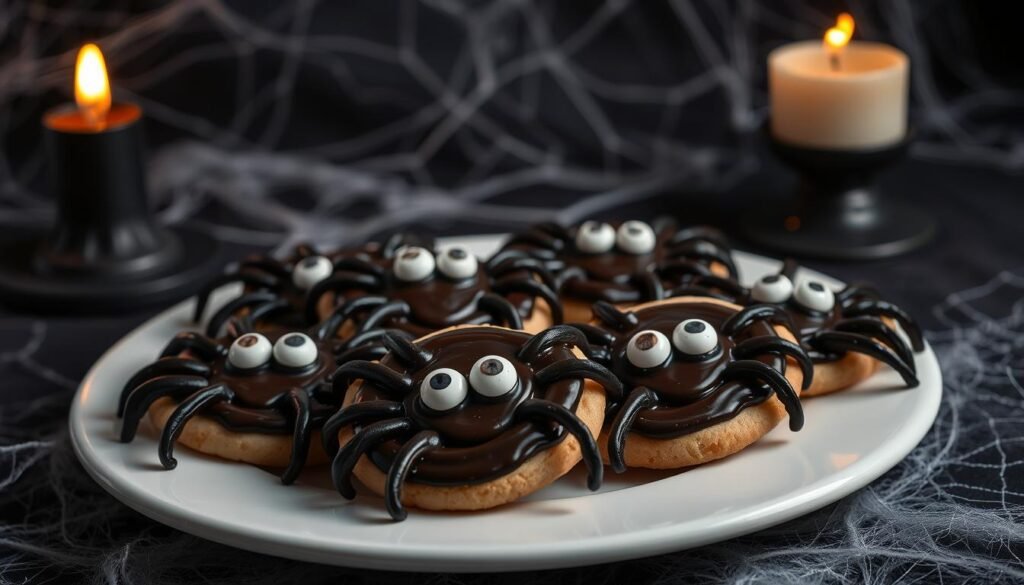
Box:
[0,226,221,314]
[741,133,936,260]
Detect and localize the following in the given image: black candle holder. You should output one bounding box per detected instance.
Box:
[741,131,935,260]
[0,104,221,314]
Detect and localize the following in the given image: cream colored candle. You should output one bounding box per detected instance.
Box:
[769,38,909,150]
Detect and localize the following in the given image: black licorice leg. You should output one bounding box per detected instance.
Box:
[331,361,414,399]
[334,344,389,366]
[534,360,623,401]
[331,418,413,499]
[238,257,291,279]
[836,283,882,306]
[336,328,412,354]
[478,292,524,330]
[488,257,558,291]
[118,358,211,416]
[518,325,594,362]
[808,331,920,388]
[204,291,281,337]
[279,389,312,485]
[607,387,658,474]
[833,317,915,367]
[721,304,798,338]
[120,375,210,442]
[665,286,733,303]
[691,275,749,299]
[385,430,442,521]
[555,266,586,290]
[321,400,406,454]
[193,271,277,322]
[492,277,564,324]
[591,301,638,332]
[304,273,382,324]
[723,360,804,431]
[842,300,925,352]
[564,323,615,348]
[158,384,233,470]
[666,245,738,279]
[732,337,814,390]
[633,271,665,301]
[502,230,562,253]
[245,298,294,327]
[315,295,389,340]
[656,259,713,280]
[355,301,411,335]
[160,332,227,360]
[515,400,603,491]
[332,257,386,279]
[382,333,433,369]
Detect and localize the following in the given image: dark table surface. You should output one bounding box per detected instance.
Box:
[2,154,1023,584]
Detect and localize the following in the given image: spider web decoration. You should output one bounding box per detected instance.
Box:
[0,1,1020,250]
[3,273,1024,582]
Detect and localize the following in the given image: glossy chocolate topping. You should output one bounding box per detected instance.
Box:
[180,329,338,433]
[605,301,787,438]
[350,327,585,486]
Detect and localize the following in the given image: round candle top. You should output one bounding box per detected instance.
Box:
[43,103,141,134]
[769,40,909,151]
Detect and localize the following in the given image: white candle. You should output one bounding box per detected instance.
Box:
[769,33,909,150]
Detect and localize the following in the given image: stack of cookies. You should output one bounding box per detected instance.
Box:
[117,219,923,521]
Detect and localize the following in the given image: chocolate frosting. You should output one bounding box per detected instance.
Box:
[349,327,585,486]
[182,328,338,433]
[604,301,786,438]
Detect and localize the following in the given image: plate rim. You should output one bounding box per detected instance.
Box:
[69,241,943,572]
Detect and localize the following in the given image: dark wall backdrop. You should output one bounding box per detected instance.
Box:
[2,2,1024,584]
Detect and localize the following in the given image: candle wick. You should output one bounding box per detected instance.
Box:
[829,53,841,72]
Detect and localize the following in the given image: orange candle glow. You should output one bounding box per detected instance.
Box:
[44,43,139,133]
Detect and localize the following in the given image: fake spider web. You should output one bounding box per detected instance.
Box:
[1,0,1024,582]
[2,270,1024,583]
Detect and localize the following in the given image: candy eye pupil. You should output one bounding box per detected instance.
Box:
[762,275,780,284]
[238,335,259,347]
[684,321,706,333]
[302,257,319,268]
[430,373,451,389]
[402,250,420,260]
[448,248,467,259]
[480,358,504,375]
[284,335,305,347]
[809,281,825,292]
[635,332,658,351]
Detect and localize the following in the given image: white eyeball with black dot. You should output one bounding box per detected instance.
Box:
[672,319,719,356]
[436,247,478,280]
[575,221,615,254]
[626,330,671,369]
[228,333,272,370]
[420,368,468,411]
[469,355,518,397]
[750,274,793,304]
[793,279,835,313]
[272,333,318,368]
[393,246,436,282]
[291,255,333,290]
[616,221,656,255]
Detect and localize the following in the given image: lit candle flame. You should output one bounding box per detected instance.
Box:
[74,43,111,129]
[824,13,855,71]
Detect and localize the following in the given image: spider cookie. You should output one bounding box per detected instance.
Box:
[117,310,357,484]
[680,261,923,396]
[193,233,432,336]
[323,324,622,520]
[574,297,810,471]
[499,219,738,322]
[304,245,563,339]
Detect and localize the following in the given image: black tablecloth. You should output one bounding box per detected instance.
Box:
[2,156,1024,583]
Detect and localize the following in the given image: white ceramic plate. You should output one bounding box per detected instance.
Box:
[69,235,942,572]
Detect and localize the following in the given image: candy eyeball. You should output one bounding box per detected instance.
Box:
[393,246,436,282]
[420,368,468,411]
[672,319,719,356]
[793,280,835,313]
[750,274,793,304]
[228,333,272,370]
[436,247,479,280]
[469,355,518,397]
[291,255,333,290]
[615,221,656,255]
[272,333,318,368]
[575,221,615,254]
[626,330,671,369]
